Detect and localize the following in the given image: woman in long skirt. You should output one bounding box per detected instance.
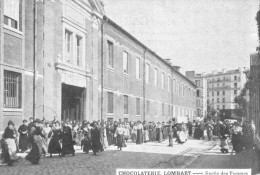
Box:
[156,122,163,143]
[103,123,109,149]
[219,124,230,153]
[143,122,149,143]
[48,122,62,157]
[26,119,45,165]
[136,122,143,144]
[82,122,92,154]
[131,123,138,142]
[114,123,125,150]
[18,120,29,153]
[61,121,75,157]
[2,120,18,166]
[91,121,103,155]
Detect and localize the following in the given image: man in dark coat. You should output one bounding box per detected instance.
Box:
[61,120,75,157]
[91,121,103,155]
[18,120,29,153]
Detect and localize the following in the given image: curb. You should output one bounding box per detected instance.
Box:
[182,143,218,168]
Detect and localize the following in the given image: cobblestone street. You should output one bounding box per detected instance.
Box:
[0,138,216,175]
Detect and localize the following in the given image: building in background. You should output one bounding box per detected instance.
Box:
[205,68,247,120]
[185,71,207,120]
[0,0,104,132]
[102,17,196,123]
[0,0,196,133]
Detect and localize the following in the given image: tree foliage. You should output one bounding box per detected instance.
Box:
[256,9,260,43]
[207,100,217,120]
[234,81,249,118]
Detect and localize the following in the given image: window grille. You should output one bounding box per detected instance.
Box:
[4,70,22,108]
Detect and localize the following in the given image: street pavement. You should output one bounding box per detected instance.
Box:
[0,138,216,175]
[186,144,260,174]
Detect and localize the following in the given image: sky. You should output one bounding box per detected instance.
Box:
[102,0,259,74]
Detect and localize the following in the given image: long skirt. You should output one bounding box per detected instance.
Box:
[232,134,243,153]
[41,138,48,154]
[107,134,113,146]
[4,139,18,162]
[19,134,28,151]
[220,137,229,150]
[177,131,187,143]
[26,136,42,164]
[131,131,137,143]
[103,136,109,148]
[48,137,61,154]
[62,137,75,156]
[156,130,163,143]
[82,136,92,153]
[136,130,142,144]
[92,139,103,153]
[144,130,149,142]
[117,134,124,148]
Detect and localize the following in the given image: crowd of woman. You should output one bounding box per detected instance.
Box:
[2,116,255,166]
[1,117,191,166]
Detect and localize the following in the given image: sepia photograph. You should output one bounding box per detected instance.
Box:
[0,0,260,174]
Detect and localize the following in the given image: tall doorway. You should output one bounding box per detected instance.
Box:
[61,84,85,122]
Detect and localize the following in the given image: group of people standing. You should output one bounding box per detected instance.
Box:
[0,116,106,166]
[218,119,256,154]
[5,117,252,166]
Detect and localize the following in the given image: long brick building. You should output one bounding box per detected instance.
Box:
[0,0,196,132]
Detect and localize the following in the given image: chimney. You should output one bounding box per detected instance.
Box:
[185,71,195,81]
[164,58,172,66]
[173,66,181,72]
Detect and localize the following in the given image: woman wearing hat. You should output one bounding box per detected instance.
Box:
[91,121,103,155]
[48,122,62,157]
[18,119,29,153]
[61,120,75,157]
[82,122,92,154]
[25,119,46,164]
[114,123,125,150]
[136,121,143,144]
[156,122,163,143]
[2,120,18,166]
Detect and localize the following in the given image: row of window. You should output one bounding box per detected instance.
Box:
[208,83,238,88]
[211,98,226,103]
[107,41,196,98]
[107,91,194,117]
[208,90,238,97]
[209,75,240,82]
[215,104,238,110]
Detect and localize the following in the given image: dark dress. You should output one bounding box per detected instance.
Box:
[26,126,45,164]
[136,126,143,144]
[156,127,163,143]
[82,128,92,153]
[48,128,62,154]
[91,127,103,154]
[18,124,29,152]
[61,126,75,156]
[2,127,17,165]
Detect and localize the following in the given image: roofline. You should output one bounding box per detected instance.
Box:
[103,16,196,88]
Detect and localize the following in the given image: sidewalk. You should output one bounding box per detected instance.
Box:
[186,144,260,174]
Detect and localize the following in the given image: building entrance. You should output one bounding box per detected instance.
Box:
[61,84,85,122]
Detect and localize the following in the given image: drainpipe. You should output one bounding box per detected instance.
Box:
[33,0,37,120]
[101,17,108,121]
[143,48,148,121]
